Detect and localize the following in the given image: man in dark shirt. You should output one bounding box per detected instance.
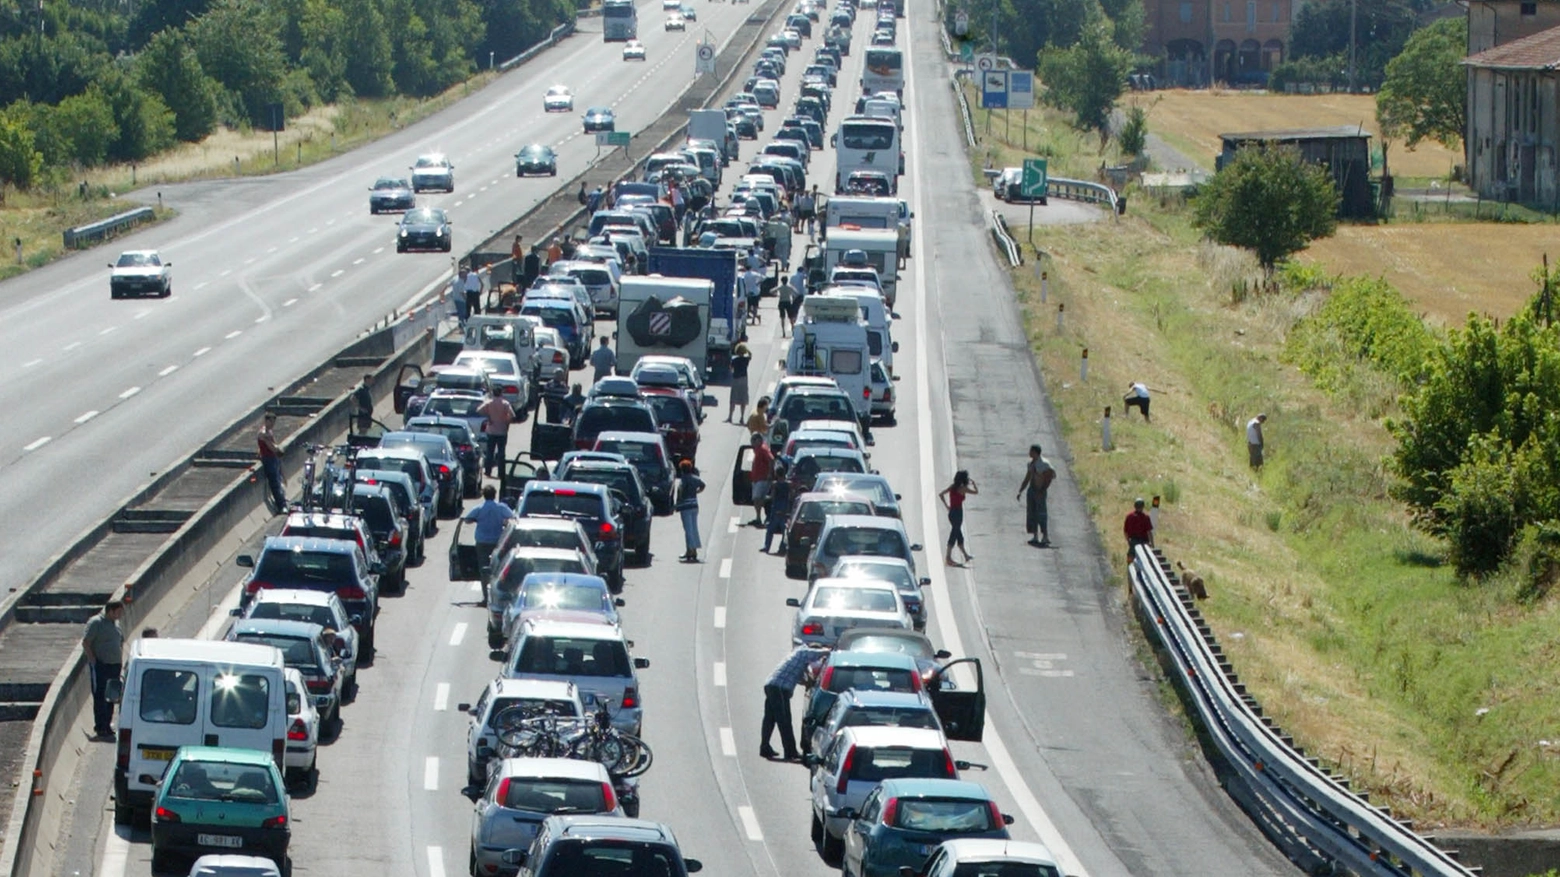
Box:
[1123,497,1154,562]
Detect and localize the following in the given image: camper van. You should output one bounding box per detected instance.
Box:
[822,196,912,260]
[786,296,873,422]
[113,638,290,826]
[817,286,895,375]
[823,228,901,307]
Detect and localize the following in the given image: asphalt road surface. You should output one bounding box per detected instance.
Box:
[54,4,1300,877]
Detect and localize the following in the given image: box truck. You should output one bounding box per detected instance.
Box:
[647,247,744,370]
[617,276,713,375]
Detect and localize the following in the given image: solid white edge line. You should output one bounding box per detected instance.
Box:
[449,622,468,647]
[195,587,242,641]
[737,805,764,841]
[424,757,440,791]
[434,683,451,711]
[906,32,1089,877]
[101,827,131,877]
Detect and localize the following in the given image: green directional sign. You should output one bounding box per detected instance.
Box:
[595,131,631,148]
[959,43,973,63]
[1021,158,1048,199]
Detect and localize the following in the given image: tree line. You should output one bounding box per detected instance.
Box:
[0,0,576,191]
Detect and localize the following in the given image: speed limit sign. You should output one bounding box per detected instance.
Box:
[695,42,716,74]
[976,53,996,72]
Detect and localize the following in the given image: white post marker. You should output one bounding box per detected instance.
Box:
[1079,347,1088,382]
[1056,302,1064,333]
[1150,495,1161,531]
[1040,269,1048,303]
[1102,406,1112,451]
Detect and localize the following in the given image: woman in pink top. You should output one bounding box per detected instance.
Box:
[938,470,978,566]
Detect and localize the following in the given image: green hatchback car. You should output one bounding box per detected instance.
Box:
[151,746,291,875]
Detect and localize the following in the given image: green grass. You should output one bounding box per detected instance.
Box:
[0,190,175,284]
[968,101,1560,828]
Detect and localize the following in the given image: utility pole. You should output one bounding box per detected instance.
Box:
[1347,0,1357,92]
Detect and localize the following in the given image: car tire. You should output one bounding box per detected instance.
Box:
[810,810,824,845]
[114,801,133,826]
[361,629,376,661]
[110,289,121,300]
[470,846,480,877]
[279,856,293,877]
[397,243,406,253]
[821,828,844,864]
[443,242,452,253]
[345,672,359,702]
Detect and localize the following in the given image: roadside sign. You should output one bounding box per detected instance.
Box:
[975,53,996,72]
[981,70,1008,109]
[1021,158,1048,198]
[959,43,973,63]
[1007,70,1035,110]
[695,42,716,74]
[954,10,968,35]
[596,131,632,148]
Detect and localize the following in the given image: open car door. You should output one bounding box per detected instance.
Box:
[731,445,754,505]
[931,657,985,742]
[347,417,391,449]
[500,453,550,508]
[394,364,424,414]
[448,517,479,582]
[529,422,573,461]
[799,685,838,754]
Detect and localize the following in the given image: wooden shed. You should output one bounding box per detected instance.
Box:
[1216,126,1375,218]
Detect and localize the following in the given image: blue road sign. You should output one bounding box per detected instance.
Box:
[981,70,1008,109]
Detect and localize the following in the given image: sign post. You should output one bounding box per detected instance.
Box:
[1022,158,1048,242]
[695,41,716,75]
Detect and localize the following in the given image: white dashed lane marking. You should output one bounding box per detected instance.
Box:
[23,359,41,368]
[118,386,141,399]
[719,557,732,578]
[719,727,736,757]
[193,347,211,357]
[423,757,439,791]
[158,366,178,377]
[308,283,322,292]
[23,436,50,451]
[225,330,242,339]
[284,298,298,307]
[738,806,764,841]
[713,662,726,687]
[714,606,726,628]
[74,411,98,424]
[449,623,468,647]
[330,269,345,278]
[434,683,450,711]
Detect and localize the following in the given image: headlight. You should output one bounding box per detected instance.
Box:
[436,227,445,236]
[400,230,408,237]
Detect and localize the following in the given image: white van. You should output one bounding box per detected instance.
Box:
[112,638,289,826]
[823,228,901,307]
[818,286,895,374]
[786,296,873,420]
[822,196,912,260]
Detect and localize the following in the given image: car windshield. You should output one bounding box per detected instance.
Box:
[843,706,939,730]
[951,864,1061,877]
[521,304,576,329]
[255,550,355,584]
[415,157,448,168]
[248,603,336,628]
[594,438,663,470]
[456,355,517,376]
[817,476,894,507]
[546,842,677,876]
[644,396,693,428]
[382,436,446,459]
[841,122,895,150]
[848,746,954,782]
[835,562,914,591]
[234,634,320,669]
[373,178,406,189]
[562,467,640,501]
[520,146,552,159]
[824,527,905,557]
[352,495,397,531]
[408,423,468,444]
[513,636,632,677]
[517,582,607,612]
[405,209,444,224]
[520,493,606,519]
[799,500,873,523]
[893,798,998,832]
[812,586,898,613]
[782,395,855,424]
[500,777,608,813]
[116,253,158,267]
[423,396,485,419]
[839,634,930,660]
[825,665,917,693]
[165,760,280,805]
[548,86,569,95]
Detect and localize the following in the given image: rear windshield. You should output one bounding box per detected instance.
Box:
[546,842,677,875]
[522,305,577,329]
[352,495,396,531]
[520,493,606,519]
[892,798,999,833]
[563,468,641,501]
[208,673,272,729]
[457,356,517,377]
[825,665,917,693]
[812,586,898,613]
[848,746,954,783]
[408,423,468,445]
[249,603,336,628]
[358,455,425,486]
[235,634,321,669]
[823,527,905,557]
[139,668,198,724]
[951,864,1061,877]
[360,477,414,509]
[503,527,584,554]
[436,373,486,391]
[496,556,590,595]
[166,759,280,804]
[818,477,893,507]
[644,396,693,427]
[799,500,872,523]
[255,550,356,584]
[280,525,359,545]
[781,395,854,423]
[579,408,657,437]
[500,777,608,813]
[844,706,939,730]
[513,636,632,677]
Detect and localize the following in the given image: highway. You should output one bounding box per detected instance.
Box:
[50,3,1298,876]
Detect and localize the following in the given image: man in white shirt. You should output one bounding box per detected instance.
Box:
[1123,382,1150,422]
[464,266,485,317]
[449,267,471,323]
[1246,413,1267,469]
[741,266,764,324]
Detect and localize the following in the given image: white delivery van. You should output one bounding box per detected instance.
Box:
[824,228,901,307]
[818,285,895,375]
[786,296,873,420]
[617,275,713,375]
[112,638,289,826]
[822,196,912,260]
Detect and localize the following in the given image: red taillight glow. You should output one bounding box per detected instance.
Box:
[154,806,179,822]
[496,777,511,804]
[909,671,923,693]
[288,720,308,741]
[621,687,638,709]
[601,781,617,812]
[438,464,451,476]
[262,815,287,829]
[882,797,898,826]
[502,387,517,395]
[245,580,272,595]
[801,621,824,636]
[818,666,834,689]
[837,746,856,793]
[458,444,474,453]
[943,749,957,777]
[863,387,871,399]
[338,586,367,601]
[389,531,402,547]
[553,489,577,496]
[986,800,1003,828]
[305,679,331,694]
[599,522,615,536]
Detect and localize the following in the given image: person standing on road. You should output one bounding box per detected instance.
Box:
[451,266,472,324]
[546,238,563,266]
[82,598,126,740]
[747,398,771,438]
[257,412,286,513]
[939,470,978,566]
[1246,413,1267,470]
[1016,444,1056,547]
[521,246,542,289]
[587,185,605,214]
[511,235,525,269]
[577,181,588,206]
[463,485,515,605]
[727,342,753,424]
[747,432,774,527]
[675,460,706,562]
[762,459,794,553]
[541,371,570,424]
[351,374,374,433]
[1124,497,1154,561]
[589,336,617,385]
[476,387,515,477]
[1123,382,1150,422]
[759,643,826,760]
[804,185,821,237]
[794,188,814,234]
[741,264,764,324]
[563,383,587,426]
[464,265,485,317]
[777,270,797,338]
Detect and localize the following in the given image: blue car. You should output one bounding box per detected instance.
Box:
[839,778,1013,877]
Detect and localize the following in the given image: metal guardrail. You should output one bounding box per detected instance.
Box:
[951,79,976,148]
[988,210,1021,267]
[1047,176,1119,215]
[1129,546,1480,877]
[61,207,156,249]
[499,20,576,72]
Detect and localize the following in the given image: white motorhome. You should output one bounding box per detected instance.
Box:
[617,275,713,375]
[113,639,289,825]
[817,285,895,374]
[786,296,873,420]
[823,228,901,307]
[823,195,912,259]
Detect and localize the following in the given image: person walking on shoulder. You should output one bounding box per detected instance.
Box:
[1016,444,1056,547]
[759,643,827,760]
[727,342,753,424]
[939,470,978,566]
[257,411,287,513]
[476,387,514,477]
[1246,413,1267,470]
[1123,497,1154,562]
[450,266,471,324]
[589,336,617,386]
[1123,382,1150,422]
[83,599,126,740]
[675,460,706,562]
[464,264,485,317]
[463,485,515,605]
[746,432,774,527]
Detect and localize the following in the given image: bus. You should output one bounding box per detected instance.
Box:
[861,48,904,95]
[603,0,638,41]
[833,116,900,192]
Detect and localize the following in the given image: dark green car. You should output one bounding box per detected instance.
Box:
[515,144,558,177]
[151,746,291,875]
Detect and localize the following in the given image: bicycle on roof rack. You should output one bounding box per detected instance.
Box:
[294,443,363,515]
[486,695,649,816]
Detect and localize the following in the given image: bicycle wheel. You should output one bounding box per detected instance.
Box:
[614,735,653,778]
[493,707,540,749]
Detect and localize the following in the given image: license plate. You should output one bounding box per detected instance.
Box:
[197,834,244,848]
[140,748,176,761]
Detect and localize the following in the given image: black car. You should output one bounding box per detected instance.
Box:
[515,481,625,590]
[368,176,415,213]
[571,397,659,451]
[396,207,452,253]
[351,484,410,594]
[236,536,382,656]
[403,415,482,498]
[555,455,653,565]
[731,114,758,140]
[515,143,558,177]
[583,107,616,133]
[794,97,827,125]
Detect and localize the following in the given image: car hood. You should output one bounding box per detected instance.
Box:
[400,221,447,231]
[112,267,162,277]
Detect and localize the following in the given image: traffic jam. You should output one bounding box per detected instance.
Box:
[101,0,1067,874]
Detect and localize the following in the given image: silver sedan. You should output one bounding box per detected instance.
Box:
[785,577,911,647]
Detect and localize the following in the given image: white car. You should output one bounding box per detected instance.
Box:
[452,349,528,412]
[919,839,1064,877]
[282,667,320,787]
[661,0,680,8]
[623,39,647,60]
[410,153,455,193]
[108,250,172,299]
[780,28,802,49]
[787,576,911,647]
[459,678,586,786]
[543,84,574,112]
[665,12,686,29]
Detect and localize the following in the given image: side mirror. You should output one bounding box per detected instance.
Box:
[236,555,255,568]
[891,341,899,353]
[684,860,703,874]
[107,263,114,269]
[954,760,973,771]
[910,543,922,552]
[1003,813,1015,825]
[633,657,651,669]
[164,262,173,268]
[893,493,902,500]
[785,597,801,607]
[919,577,931,587]
[457,702,472,713]
[229,607,242,617]
[614,598,626,607]
[934,649,951,659]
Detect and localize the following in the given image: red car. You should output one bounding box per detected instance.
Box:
[638,386,700,462]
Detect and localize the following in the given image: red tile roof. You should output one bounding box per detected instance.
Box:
[1464,23,1560,69]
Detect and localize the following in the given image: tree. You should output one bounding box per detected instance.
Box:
[188,0,289,126]
[1117,102,1148,156]
[92,66,176,161]
[1288,0,1422,89]
[0,109,44,194]
[338,0,394,98]
[1036,16,1133,141]
[1376,17,1466,150]
[48,88,117,165]
[1192,144,1339,272]
[135,28,220,142]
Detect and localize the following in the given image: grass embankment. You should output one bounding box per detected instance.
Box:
[964,98,1560,830]
[0,72,497,283]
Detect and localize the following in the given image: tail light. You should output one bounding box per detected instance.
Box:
[881,797,898,826]
[881,388,892,401]
[599,521,616,537]
[496,777,511,804]
[818,666,834,689]
[116,730,132,769]
[458,444,474,453]
[862,387,871,399]
[554,489,577,496]
[621,687,639,709]
[288,719,308,741]
[909,670,923,692]
[154,806,180,823]
[389,530,402,547]
[986,800,1004,828]
[503,386,517,395]
[601,781,618,812]
[552,352,565,364]
[305,678,332,694]
[942,749,957,777]
[438,464,451,476]
[245,580,272,596]
[801,620,824,636]
[837,746,856,793]
[262,815,288,829]
[338,585,367,601]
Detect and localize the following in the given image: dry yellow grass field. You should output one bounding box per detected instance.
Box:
[1144,89,1461,179]
[1301,225,1557,325]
